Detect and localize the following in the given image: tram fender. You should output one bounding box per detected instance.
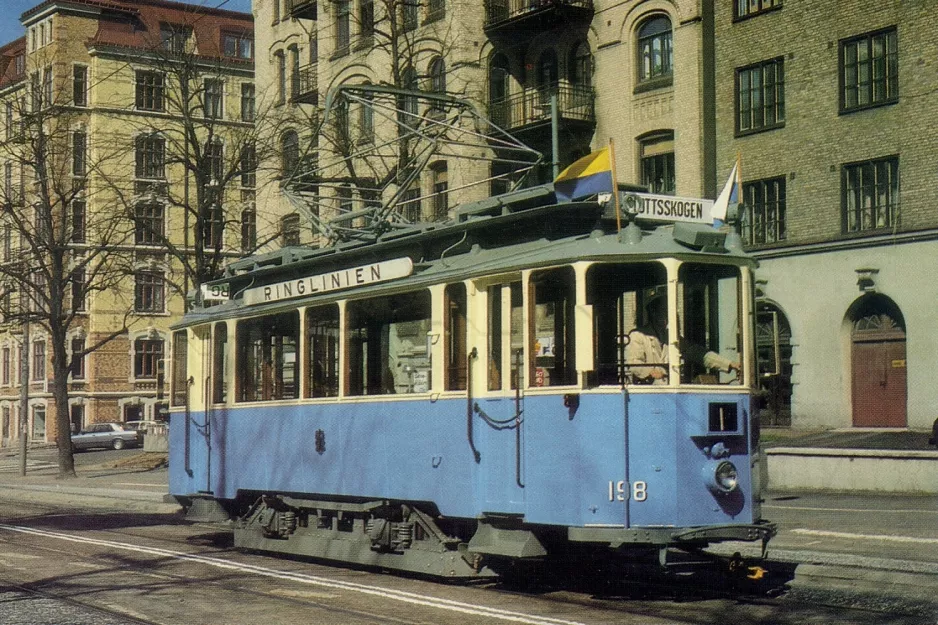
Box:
[467,524,547,558]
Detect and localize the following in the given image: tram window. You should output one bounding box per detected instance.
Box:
[509,283,523,389]
[586,263,667,386]
[306,305,339,398]
[487,285,502,391]
[236,311,299,402]
[444,284,467,391]
[529,268,575,387]
[678,264,742,386]
[171,330,188,406]
[212,325,228,404]
[347,290,431,395]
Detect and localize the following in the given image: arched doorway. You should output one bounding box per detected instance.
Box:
[849,294,907,427]
[756,302,793,426]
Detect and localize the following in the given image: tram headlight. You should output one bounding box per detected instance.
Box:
[703,460,740,495]
[715,461,739,492]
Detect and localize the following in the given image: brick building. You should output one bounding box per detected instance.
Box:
[715,0,937,430]
[0,0,255,446]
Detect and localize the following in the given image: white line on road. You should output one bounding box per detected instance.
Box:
[765,504,938,514]
[113,483,165,488]
[0,524,586,625]
[791,528,938,545]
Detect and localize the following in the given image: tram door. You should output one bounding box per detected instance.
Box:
[478,281,525,509]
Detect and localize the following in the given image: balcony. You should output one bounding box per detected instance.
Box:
[484,0,593,40]
[292,63,318,105]
[488,82,595,135]
[287,0,317,20]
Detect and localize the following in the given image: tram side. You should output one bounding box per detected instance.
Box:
[168,231,774,577]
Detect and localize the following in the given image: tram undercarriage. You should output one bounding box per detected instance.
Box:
[179,493,775,580]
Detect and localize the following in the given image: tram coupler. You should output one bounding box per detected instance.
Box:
[727,551,768,580]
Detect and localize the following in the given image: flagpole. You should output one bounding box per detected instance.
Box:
[608,138,621,232]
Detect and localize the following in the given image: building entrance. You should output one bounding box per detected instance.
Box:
[850,296,907,427]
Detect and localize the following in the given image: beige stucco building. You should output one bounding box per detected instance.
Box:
[0,0,255,446]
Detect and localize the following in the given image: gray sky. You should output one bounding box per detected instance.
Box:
[0,0,254,46]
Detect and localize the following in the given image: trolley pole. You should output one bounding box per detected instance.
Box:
[18,318,29,476]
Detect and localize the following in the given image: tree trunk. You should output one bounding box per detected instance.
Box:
[51,332,76,478]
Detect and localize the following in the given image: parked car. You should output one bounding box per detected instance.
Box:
[123,420,161,445]
[71,422,139,451]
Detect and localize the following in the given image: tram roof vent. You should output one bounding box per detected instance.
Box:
[454,184,556,222]
[672,223,728,253]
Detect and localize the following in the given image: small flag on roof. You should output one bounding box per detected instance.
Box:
[553,147,614,202]
[712,158,740,224]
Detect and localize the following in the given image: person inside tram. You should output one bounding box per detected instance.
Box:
[626,294,739,385]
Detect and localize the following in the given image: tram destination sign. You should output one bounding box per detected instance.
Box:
[619,191,714,224]
[243,257,414,306]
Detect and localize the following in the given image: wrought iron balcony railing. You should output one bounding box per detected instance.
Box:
[287,0,317,20]
[293,63,319,105]
[488,82,594,132]
[484,0,593,29]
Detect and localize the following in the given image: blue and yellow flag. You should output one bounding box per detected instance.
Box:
[553,147,614,202]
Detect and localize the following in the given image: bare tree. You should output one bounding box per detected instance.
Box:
[0,64,137,477]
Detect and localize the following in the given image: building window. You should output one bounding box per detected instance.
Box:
[134,338,164,378]
[742,177,786,246]
[135,134,165,179]
[3,224,10,261]
[70,337,85,379]
[202,202,224,249]
[135,71,165,111]
[72,130,86,177]
[840,28,898,113]
[223,32,253,59]
[402,0,418,32]
[160,23,190,55]
[241,83,255,122]
[30,72,40,111]
[275,51,286,105]
[42,66,53,106]
[241,208,256,253]
[1,347,9,385]
[736,58,785,134]
[359,92,374,143]
[842,156,899,233]
[135,271,165,313]
[73,65,87,106]
[32,340,45,381]
[71,267,86,312]
[735,0,781,19]
[337,184,353,215]
[640,132,675,194]
[240,143,256,188]
[134,203,164,244]
[289,45,300,100]
[5,103,11,140]
[569,41,592,86]
[272,0,280,22]
[359,0,375,42]
[282,212,300,246]
[281,130,299,178]
[14,54,24,76]
[426,0,445,23]
[204,78,224,119]
[71,198,86,243]
[205,139,224,184]
[431,162,448,219]
[637,15,672,83]
[335,0,351,56]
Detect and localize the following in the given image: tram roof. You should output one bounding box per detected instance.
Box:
[178,185,755,328]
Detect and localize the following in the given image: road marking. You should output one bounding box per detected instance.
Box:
[766,504,938,514]
[791,528,938,545]
[0,524,585,625]
[113,483,164,488]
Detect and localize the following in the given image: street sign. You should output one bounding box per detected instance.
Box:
[200,283,230,302]
[620,191,714,224]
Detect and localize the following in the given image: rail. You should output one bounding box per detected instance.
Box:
[293,64,318,104]
[488,82,594,130]
[484,0,593,27]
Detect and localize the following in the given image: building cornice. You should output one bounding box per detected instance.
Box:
[750,228,938,261]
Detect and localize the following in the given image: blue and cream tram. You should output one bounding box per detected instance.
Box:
[168,184,775,577]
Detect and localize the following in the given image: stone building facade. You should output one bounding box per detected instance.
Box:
[714,0,938,430]
[0,0,255,446]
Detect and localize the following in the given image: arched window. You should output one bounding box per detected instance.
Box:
[537,48,558,89]
[637,15,672,83]
[756,302,792,426]
[281,130,299,178]
[568,41,592,85]
[488,53,510,127]
[428,57,446,112]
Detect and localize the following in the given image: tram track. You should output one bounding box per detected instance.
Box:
[0,497,931,624]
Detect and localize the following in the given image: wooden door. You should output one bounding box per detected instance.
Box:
[851,328,907,427]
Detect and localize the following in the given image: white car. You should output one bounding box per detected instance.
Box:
[71,422,140,451]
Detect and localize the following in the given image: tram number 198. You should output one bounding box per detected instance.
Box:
[608,480,648,502]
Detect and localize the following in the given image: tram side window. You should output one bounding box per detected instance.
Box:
[212,325,228,404]
[307,305,339,398]
[486,282,523,390]
[679,264,742,385]
[487,285,502,391]
[347,290,431,395]
[236,311,299,402]
[530,268,575,387]
[171,330,188,406]
[445,284,467,391]
[586,263,667,386]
